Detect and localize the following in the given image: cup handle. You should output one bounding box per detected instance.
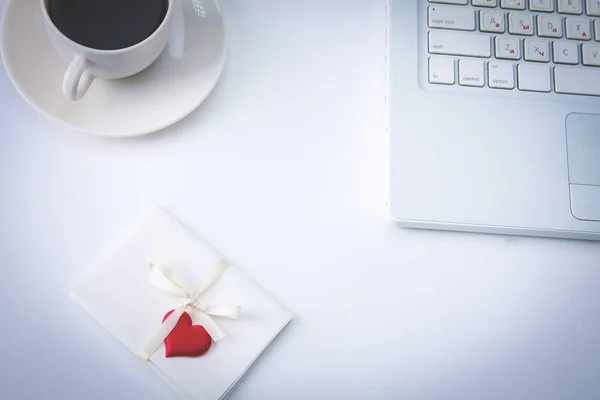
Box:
[63,56,95,101]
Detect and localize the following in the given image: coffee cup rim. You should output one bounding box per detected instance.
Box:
[40,0,173,54]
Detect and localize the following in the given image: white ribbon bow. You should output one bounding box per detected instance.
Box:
[138,259,241,361]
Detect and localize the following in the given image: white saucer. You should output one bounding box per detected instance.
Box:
[0,0,226,137]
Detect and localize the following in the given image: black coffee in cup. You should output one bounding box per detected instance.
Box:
[47,0,168,51]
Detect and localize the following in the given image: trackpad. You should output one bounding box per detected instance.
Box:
[571,185,600,221]
[566,113,600,221]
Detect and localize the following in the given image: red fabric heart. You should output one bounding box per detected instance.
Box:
[162,310,212,358]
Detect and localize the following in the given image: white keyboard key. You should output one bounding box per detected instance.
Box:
[582,43,600,65]
[558,0,583,13]
[555,66,600,95]
[538,15,563,37]
[501,0,526,9]
[553,41,580,63]
[429,57,456,84]
[596,20,600,40]
[530,0,554,11]
[524,39,550,61]
[472,0,497,6]
[428,6,476,31]
[509,12,534,35]
[587,0,600,15]
[488,61,515,88]
[518,64,551,91]
[566,18,592,39]
[429,31,492,57]
[459,59,485,86]
[429,0,468,4]
[480,10,506,32]
[495,36,521,59]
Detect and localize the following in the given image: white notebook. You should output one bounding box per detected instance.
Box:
[72,206,292,400]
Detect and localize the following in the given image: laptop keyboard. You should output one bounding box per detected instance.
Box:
[427,0,600,96]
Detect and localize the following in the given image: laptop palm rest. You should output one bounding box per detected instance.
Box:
[566,113,600,222]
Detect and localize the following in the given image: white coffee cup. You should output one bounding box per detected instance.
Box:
[40,0,173,101]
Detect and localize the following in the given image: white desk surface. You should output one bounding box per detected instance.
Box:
[1,1,600,399]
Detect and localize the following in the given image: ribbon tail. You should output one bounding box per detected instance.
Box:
[200,304,241,319]
[137,306,186,361]
[194,310,225,342]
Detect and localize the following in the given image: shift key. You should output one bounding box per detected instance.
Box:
[428,6,475,31]
[429,31,491,58]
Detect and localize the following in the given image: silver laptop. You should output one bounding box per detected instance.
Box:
[386,0,600,240]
